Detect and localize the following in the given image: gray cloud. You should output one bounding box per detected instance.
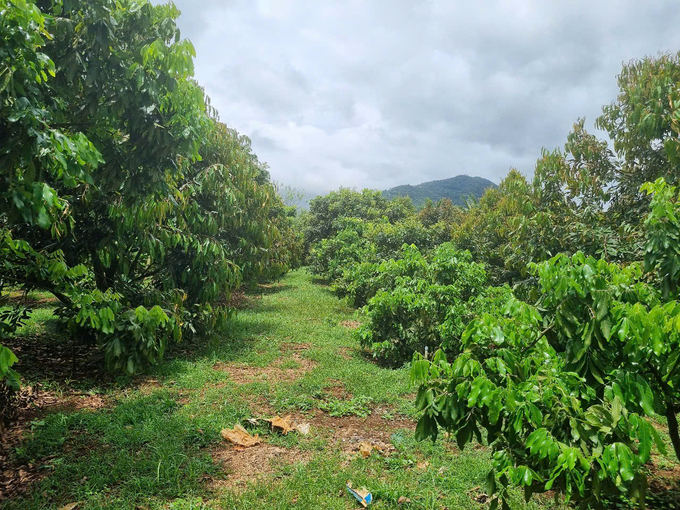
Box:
[154,0,680,196]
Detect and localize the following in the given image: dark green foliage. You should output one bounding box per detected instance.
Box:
[364,217,450,259]
[334,244,428,308]
[309,214,449,285]
[383,175,496,208]
[412,248,679,509]
[303,187,414,249]
[356,243,509,364]
[417,198,463,227]
[411,180,680,507]
[643,179,680,299]
[452,170,534,285]
[309,219,373,282]
[451,54,680,289]
[327,53,680,508]
[597,53,680,223]
[0,0,296,376]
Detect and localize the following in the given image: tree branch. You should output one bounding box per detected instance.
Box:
[521,324,553,355]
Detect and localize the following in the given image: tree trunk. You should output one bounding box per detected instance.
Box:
[665,402,680,462]
[91,248,107,290]
[91,248,116,290]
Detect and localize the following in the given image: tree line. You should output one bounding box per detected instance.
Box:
[300,53,680,508]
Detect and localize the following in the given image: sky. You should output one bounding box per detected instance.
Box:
[155,0,680,197]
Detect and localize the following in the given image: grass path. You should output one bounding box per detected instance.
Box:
[2,270,563,509]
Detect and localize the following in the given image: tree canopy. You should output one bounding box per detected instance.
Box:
[0,0,296,380]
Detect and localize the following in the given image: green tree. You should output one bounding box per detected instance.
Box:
[452,170,533,284]
[1,0,292,376]
[412,180,680,508]
[1,0,103,384]
[597,52,680,223]
[357,243,505,364]
[304,188,414,249]
[418,198,461,228]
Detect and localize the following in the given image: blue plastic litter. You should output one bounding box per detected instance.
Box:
[346,481,373,507]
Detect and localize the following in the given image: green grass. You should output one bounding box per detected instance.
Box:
[1,288,59,336]
[0,271,573,509]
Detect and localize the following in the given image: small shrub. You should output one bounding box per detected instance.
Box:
[309,219,374,281]
[334,244,427,307]
[357,243,506,364]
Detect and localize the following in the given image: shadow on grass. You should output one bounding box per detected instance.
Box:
[246,283,294,296]
[358,347,408,370]
[1,389,239,509]
[4,279,286,387]
[1,293,287,506]
[2,291,60,309]
[2,333,112,387]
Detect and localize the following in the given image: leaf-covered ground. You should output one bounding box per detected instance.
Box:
[0,270,676,509]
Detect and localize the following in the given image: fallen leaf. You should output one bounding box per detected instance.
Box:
[295,422,311,435]
[220,424,261,447]
[416,461,430,470]
[359,442,373,458]
[58,503,80,510]
[466,486,489,503]
[267,415,294,435]
[397,496,411,504]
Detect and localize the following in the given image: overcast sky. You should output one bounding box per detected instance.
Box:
[156,0,680,196]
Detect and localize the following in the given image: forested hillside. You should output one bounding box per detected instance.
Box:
[383,175,496,207]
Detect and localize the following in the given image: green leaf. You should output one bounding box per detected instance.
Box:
[0,346,19,373]
[611,396,622,427]
[637,379,655,416]
[650,423,668,455]
[636,418,652,461]
[456,422,473,450]
[604,443,635,483]
[415,387,433,411]
[415,413,438,442]
[485,469,497,496]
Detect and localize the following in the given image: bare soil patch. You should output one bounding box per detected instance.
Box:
[318,409,414,455]
[267,407,414,457]
[224,290,262,310]
[324,380,351,400]
[213,354,317,384]
[206,406,413,493]
[649,462,680,491]
[339,320,361,329]
[280,342,310,352]
[208,443,313,491]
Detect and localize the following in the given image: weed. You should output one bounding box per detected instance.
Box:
[317,396,373,417]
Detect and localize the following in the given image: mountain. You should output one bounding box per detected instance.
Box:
[383,175,496,208]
